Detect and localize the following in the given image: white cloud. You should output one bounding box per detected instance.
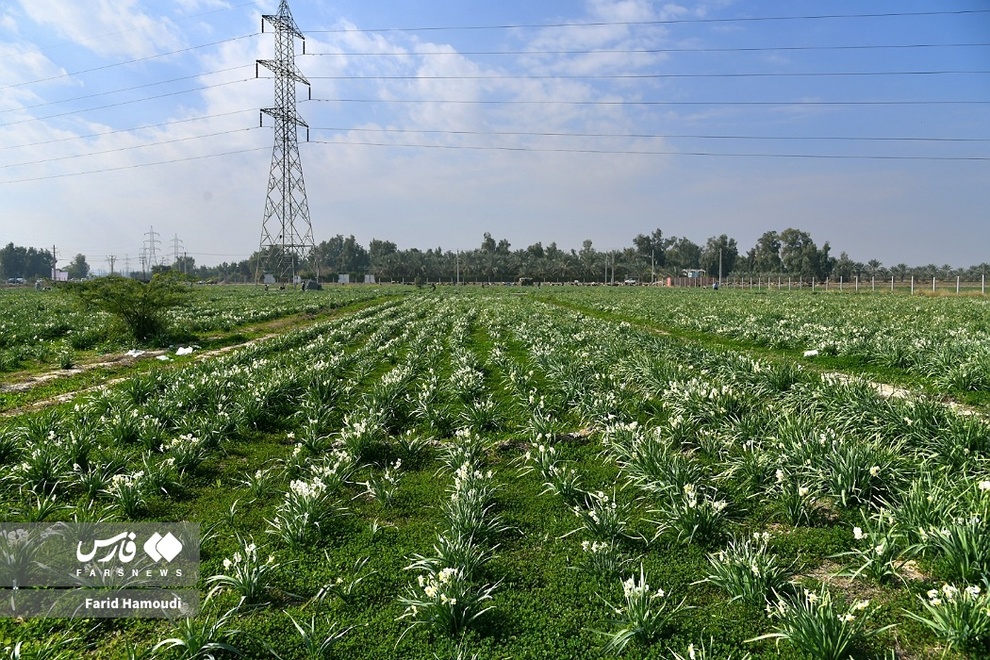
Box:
[0,42,68,105]
[0,11,18,33]
[1,1,986,269]
[16,0,183,58]
[173,0,230,10]
[587,0,668,22]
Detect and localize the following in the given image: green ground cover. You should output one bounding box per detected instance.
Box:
[535,287,990,403]
[0,285,396,375]
[1,288,988,658]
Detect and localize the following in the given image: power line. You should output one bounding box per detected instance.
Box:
[15,35,978,95]
[0,109,259,151]
[1,66,254,115]
[311,126,990,144]
[308,97,990,107]
[1,33,260,91]
[305,9,990,34]
[306,70,990,81]
[305,42,990,57]
[6,1,267,77]
[0,128,260,170]
[12,57,984,120]
[308,137,990,161]
[0,78,257,129]
[7,133,983,186]
[8,64,983,129]
[5,123,984,174]
[0,146,269,185]
[5,122,982,175]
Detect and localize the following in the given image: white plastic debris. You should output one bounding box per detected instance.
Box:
[125,349,146,358]
[176,346,194,356]
[803,349,819,357]
[156,355,170,361]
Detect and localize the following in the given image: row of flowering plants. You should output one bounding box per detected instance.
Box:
[0,285,389,375]
[2,289,990,657]
[480,290,990,656]
[536,286,990,393]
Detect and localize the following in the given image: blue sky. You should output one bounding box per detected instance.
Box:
[0,0,988,273]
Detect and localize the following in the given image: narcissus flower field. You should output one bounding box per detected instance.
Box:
[2,285,989,658]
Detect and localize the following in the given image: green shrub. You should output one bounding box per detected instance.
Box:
[70,273,190,344]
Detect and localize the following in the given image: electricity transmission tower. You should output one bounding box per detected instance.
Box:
[144,225,161,275]
[171,234,184,266]
[256,0,315,284]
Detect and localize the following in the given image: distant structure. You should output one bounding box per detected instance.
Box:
[142,225,162,276]
[256,0,315,284]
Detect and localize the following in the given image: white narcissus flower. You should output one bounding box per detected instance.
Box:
[853,527,866,541]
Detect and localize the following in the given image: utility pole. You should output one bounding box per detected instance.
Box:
[51,244,57,280]
[108,254,117,275]
[257,0,315,285]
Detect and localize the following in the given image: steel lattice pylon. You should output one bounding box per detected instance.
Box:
[257,0,314,284]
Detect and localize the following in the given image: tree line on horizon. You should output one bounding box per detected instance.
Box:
[2,230,988,284]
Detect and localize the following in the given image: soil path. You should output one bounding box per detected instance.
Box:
[0,309,326,417]
[0,338,276,416]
